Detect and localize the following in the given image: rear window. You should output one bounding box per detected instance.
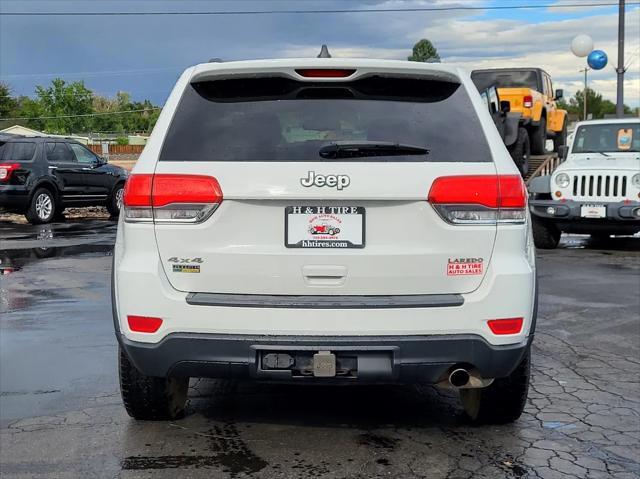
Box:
[0,141,37,162]
[159,76,491,162]
[471,70,540,91]
[45,142,75,163]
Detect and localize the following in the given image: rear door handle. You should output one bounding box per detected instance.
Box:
[303,265,347,286]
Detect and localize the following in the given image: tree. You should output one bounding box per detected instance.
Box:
[408,39,441,63]
[1,79,161,134]
[567,88,632,120]
[92,93,125,133]
[0,82,18,118]
[35,78,93,133]
[15,96,46,131]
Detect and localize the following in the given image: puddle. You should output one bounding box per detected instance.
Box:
[0,265,22,275]
[0,220,117,241]
[559,234,640,252]
[0,245,114,313]
[0,244,113,275]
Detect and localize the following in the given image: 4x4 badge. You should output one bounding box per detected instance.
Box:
[300,171,350,190]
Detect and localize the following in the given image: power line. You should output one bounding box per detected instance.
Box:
[2,2,638,16]
[1,107,161,121]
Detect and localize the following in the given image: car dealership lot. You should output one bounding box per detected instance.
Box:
[0,218,638,479]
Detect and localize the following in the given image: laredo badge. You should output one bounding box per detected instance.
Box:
[447,257,484,276]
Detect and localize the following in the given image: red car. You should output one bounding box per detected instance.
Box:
[309,224,340,235]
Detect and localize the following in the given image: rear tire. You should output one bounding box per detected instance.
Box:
[532,217,561,249]
[119,346,188,420]
[25,188,56,224]
[553,122,567,152]
[507,127,531,177]
[107,183,124,217]
[460,348,530,424]
[531,117,547,155]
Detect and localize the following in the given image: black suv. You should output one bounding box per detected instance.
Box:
[0,134,128,224]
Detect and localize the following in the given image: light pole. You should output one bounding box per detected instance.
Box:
[580,67,590,121]
[616,0,625,117]
[571,35,594,121]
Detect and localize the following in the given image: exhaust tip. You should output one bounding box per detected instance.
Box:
[449,368,470,388]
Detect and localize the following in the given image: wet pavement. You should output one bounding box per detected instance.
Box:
[0,219,639,479]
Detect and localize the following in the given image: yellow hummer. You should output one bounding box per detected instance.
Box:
[471,68,567,155]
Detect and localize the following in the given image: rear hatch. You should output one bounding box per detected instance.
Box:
[495,88,539,114]
[470,69,541,117]
[152,70,497,296]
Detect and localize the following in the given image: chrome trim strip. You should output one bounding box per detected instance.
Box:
[186,292,464,309]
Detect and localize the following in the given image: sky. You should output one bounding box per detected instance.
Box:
[1,0,639,108]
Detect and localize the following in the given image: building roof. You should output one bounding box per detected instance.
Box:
[0,125,90,144]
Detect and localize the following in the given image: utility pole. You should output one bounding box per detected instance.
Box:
[616,0,625,117]
[580,67,590,120]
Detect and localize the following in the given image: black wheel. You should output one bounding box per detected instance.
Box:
[553,121,567,152]
[119,346,188,420]
[531,116,547,155]
[460,348,530,424]
[532,217,561,249]
[507,127,531,177]
[107,183,124,217]
[25,188,56,224]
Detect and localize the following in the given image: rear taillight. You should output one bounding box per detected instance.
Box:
[488,318,523,335]
[523,95,533,108]
[0,163,20,182]
[127,315,163,333]
[428,175,526,225]
[123,174,223,224]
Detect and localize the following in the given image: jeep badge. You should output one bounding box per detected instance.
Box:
[300,171,350,190]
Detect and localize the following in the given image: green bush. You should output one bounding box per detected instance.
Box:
[116,136,129,146]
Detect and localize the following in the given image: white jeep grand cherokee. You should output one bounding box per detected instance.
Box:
[112,58,537,423]
[529,118,640,248]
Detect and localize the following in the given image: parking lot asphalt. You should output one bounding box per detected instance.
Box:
[0,218,638,479]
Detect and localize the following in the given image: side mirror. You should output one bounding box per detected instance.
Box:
[555,89,564,100]
[558,145,569,160]
[499,100,511,113]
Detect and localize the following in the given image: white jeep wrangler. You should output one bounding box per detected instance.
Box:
[529,118,640,248]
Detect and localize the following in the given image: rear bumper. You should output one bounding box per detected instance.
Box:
[530,199,640,233]
[0,186,30,212]
[117,331,531,384]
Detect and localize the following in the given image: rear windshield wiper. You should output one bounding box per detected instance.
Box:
[319,141,430,159]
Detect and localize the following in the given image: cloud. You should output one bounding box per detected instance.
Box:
[276,7,640,107]
[1,0,638,108]
[546,0,617,14]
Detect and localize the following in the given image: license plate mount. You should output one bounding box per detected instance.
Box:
[285,206,365,249]
[580,204,606,218]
